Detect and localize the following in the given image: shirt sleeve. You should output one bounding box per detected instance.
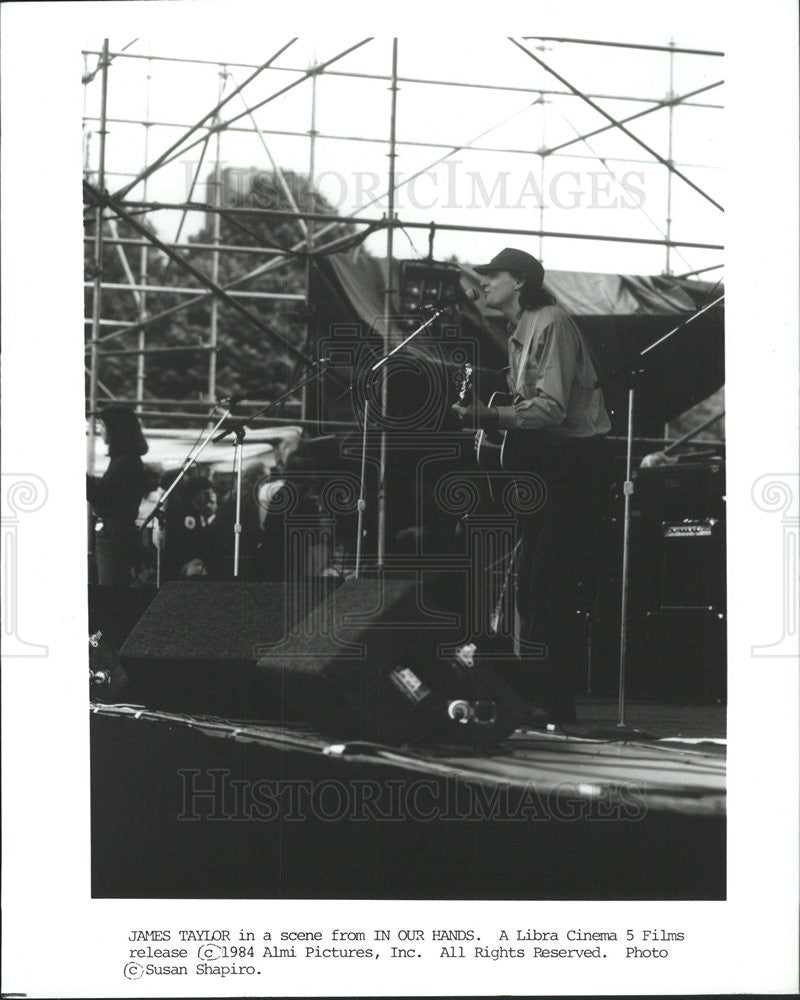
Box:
[86,456,139,508]
[495,313,579,430]
[87,464,119,506]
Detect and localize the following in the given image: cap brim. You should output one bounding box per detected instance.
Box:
[472,264,500,275]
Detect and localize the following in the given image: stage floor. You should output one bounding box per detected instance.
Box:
[90,690,726,899]
[567,693,726,740]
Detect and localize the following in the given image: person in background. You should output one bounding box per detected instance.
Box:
[86,405,148,586]
[164,476,229,579]
[255,437,355,581]
[131,464,164,588]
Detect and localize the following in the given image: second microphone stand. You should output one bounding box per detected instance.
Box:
[141,401,238,589]
[143,361,333,587]
[354,304,454,579]
[213,360,334,579]
[596,293,724,737]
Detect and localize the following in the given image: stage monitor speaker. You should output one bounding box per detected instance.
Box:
[660,518,726,612]
[256,573,522,745]
[88,584,158,650]
[119,580,339,718]
[88,585,160,705]
[630,460,725,521]
[398,259,463,315]
[627,462,726,616]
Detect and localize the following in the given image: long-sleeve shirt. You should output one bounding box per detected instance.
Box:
[494,305,611,438]
[86,455,144,529]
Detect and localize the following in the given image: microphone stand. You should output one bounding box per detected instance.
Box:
[593,294,724,739]
[354,303,455,579]
[232,424,245,578]
[213,360,334,578]
[141,401,237,589]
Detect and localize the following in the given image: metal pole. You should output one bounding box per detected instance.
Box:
[521,35,724,57]
[90,209,723,353]
[538,97,546,261]
[83,180,328,372]
[617,386,636,728]
[665,41,676,276]
[662,44,677,445]
[163,132,213,277]
[208,65,227,403]
[136,52,153,413]
[549,100,696,277]
[508,37,724,213]
[663,409,725,456]
[113,40,297,199]
[546,79,722,157]
[227,72,308,240]
[354,398,370,579]
[302,57,319,423]
[86,281,303,299]
[116,197,725,249]
[233,433,244,577]
[83,49,724,107]
[114,39,373,193]
[106,220,144,307]
[87,38,110,475]
[377,39,399,569]
[89,112,722,161]
[82,55,92,176]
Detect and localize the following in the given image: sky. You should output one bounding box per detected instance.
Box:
[79,8,727,277]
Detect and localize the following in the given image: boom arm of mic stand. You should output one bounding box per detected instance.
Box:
[140,405,234,533]
[369,308,447,374]
[354,308,449,578]
[139,404,234,587]
[594,294,725,390]
[212,361,333,443]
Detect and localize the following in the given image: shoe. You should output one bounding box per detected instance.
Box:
[515,700,557,729]
[539,695,577,724]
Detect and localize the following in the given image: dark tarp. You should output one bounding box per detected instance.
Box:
[307,252,725,436]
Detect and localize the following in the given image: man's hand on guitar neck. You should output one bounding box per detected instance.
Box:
[451,397,500,431]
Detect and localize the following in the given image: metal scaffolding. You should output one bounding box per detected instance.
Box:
[83,35,724,563]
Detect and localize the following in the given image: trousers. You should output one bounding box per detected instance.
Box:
[94,523,140,587]
[514,436,607,710]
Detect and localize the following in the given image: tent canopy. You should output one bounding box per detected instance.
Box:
[309,253,724,434]
[90,426,301,475]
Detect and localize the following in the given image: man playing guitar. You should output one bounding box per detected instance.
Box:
[452,248,610,722]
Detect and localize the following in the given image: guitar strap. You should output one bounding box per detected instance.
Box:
[513,314,538,398]
[507,315,549,470]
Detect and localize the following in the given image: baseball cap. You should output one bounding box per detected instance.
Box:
[473,248,545,288]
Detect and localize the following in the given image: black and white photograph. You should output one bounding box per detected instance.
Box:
[1,1,798,997]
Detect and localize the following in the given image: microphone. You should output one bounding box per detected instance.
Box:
[217,392,250,407]
[420,287,480,312]
[212,419,249,444]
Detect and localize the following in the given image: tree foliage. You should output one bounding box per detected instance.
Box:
[85,169,353,418]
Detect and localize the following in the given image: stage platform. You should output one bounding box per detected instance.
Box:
[90,697,725,900]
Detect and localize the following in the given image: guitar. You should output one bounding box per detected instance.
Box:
[475,391,516,473]
[455,365,539,507]
[454,365,526,475]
